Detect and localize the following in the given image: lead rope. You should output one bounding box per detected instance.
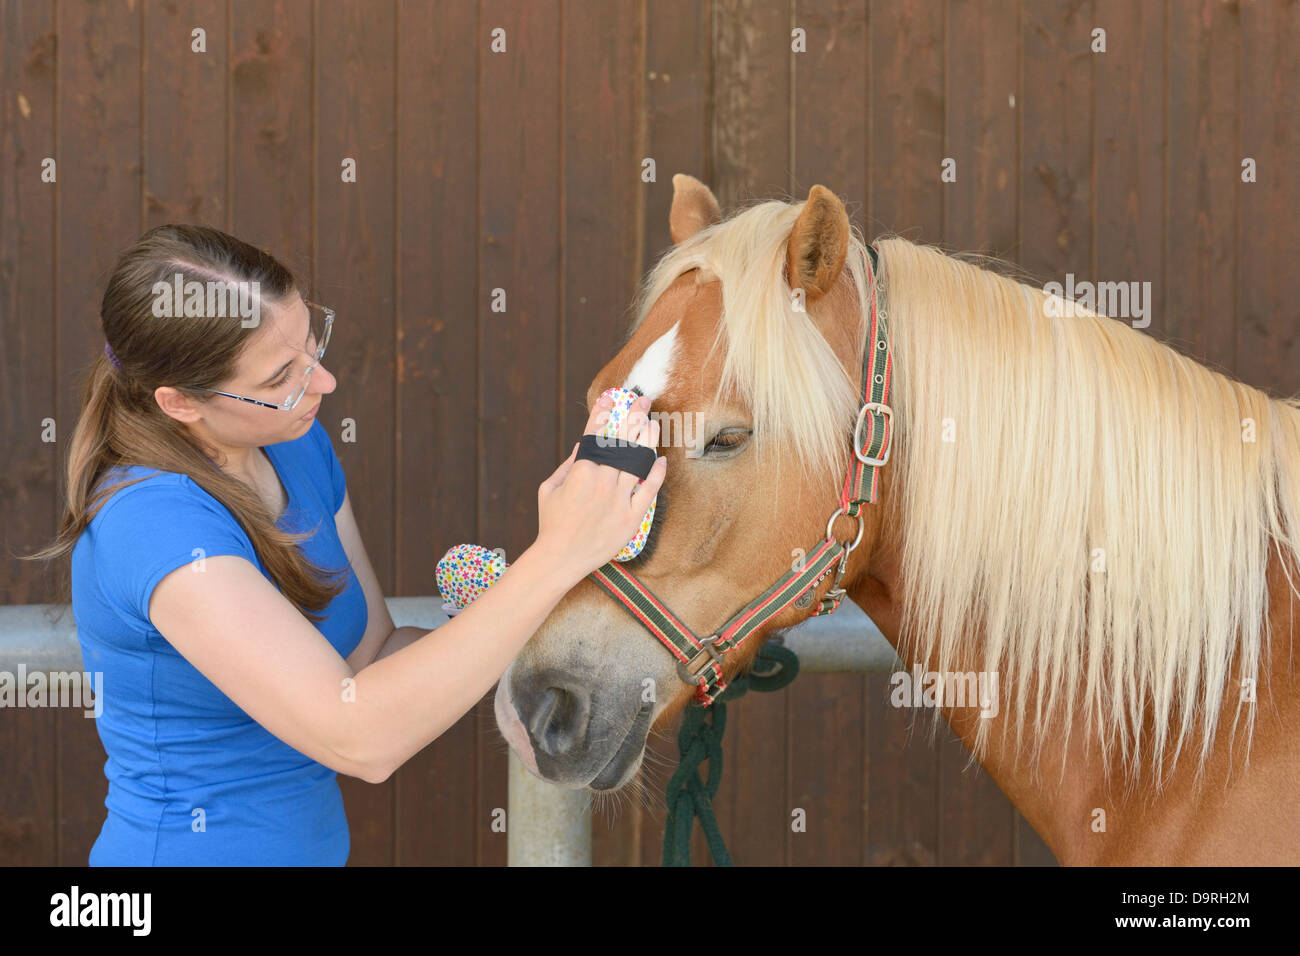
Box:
[662,640,800,866]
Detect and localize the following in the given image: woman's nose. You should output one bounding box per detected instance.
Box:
[312,363,338,395]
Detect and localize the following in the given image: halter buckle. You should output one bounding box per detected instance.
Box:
[853,402,893,466]
[676,634,726,686]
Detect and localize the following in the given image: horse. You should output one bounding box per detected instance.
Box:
[493,173,1300,865]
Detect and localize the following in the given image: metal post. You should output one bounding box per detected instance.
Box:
[507,752,591,866]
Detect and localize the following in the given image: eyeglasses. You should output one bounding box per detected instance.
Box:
[189,301,333,411]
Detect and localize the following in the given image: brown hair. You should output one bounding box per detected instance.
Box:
[24,223,346,622]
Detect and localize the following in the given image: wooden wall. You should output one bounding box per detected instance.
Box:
[1,0,1296,865]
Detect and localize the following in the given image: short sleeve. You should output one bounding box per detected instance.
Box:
[310,419,348,513]
[93,478,259,625]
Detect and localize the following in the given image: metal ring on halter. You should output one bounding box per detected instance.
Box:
[825,507,866,552]
[853,402,893,466]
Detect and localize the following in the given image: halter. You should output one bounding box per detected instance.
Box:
[587,244,893,706]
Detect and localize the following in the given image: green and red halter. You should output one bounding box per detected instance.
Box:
[587,243,893,705]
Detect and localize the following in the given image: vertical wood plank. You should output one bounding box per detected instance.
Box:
[391,0,481,867]
[793,0,867,205]
[1019,0,1092,285]
[944,0,1018,258]
[0,0,59,865]
[713,0,794,208]
[1094,1,1164,372]
[1237,0,1300,397]
[0,0,58,605]
[789,0,869,867]
[229,0,313,270]
[143,0,227,229]
[939,0,1018,865]
[54,0,143,865]
[786,673,866,864]
[478,0,562,867]
[315,0,398,866]
[1165,0,1238,373]
[865,675,939,864]
[866,0,944,868]
[642,0,712,278]
[869,0,944,242]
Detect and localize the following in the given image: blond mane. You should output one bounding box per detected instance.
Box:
[631,196,1300,792]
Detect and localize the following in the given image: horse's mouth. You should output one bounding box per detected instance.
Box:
[587,700,654,791]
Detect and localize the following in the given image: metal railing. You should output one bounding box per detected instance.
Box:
[0,596,900,866]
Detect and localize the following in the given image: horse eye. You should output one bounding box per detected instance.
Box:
[704,429,752,452]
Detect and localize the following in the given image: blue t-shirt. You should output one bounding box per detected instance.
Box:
[71,419,368,866]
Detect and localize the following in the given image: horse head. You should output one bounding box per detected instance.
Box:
[494,175,891,791]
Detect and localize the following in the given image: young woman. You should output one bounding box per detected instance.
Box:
[28,223,666,865]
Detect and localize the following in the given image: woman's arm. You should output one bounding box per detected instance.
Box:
[147,541,573,784]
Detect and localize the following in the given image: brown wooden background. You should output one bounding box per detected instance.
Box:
[2,0,1296,866]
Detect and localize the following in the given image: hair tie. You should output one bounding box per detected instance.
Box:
[104,341,123,371]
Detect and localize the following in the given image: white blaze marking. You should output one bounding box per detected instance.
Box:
[621,321,680,400]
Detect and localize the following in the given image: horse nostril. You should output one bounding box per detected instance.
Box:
[521,683,588,758]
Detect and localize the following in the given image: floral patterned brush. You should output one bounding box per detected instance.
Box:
[435,387,659,615]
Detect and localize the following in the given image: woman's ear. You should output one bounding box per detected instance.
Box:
[154,385,204,424]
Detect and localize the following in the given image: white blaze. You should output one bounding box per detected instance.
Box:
[621,321,680,400]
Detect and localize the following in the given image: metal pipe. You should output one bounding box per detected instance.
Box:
[0,596,901,673]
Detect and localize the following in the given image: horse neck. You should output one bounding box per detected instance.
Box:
[844,466,1300,864]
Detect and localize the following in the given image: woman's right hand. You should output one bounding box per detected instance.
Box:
[534,393,666,581]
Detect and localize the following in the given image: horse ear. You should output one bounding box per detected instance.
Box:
[669,173,722,244]
[785,184,850,303]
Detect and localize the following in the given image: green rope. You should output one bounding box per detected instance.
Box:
[661,641,800,866]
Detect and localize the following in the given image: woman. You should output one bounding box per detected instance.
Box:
[28,223,666,865]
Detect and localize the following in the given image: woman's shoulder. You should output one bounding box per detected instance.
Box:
[87,464,248,544]
[79,464,259,628]
[94,463,205,504]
